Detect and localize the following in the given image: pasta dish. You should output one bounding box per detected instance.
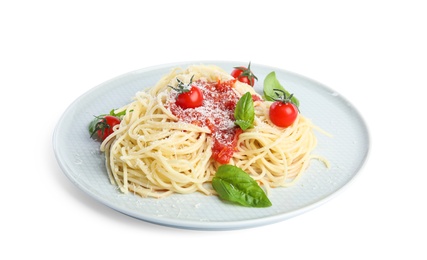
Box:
[93,64,328,204]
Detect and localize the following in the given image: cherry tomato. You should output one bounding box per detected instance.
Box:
[176,86,203,109]
[230,62,258,87]
[269,100,298,128]
[89,115,121,141]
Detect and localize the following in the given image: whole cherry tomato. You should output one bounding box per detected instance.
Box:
[268,90,299,127]
[176,86,204,109]
[230,62,258,87]
[89,115,121,140]
[169,75,204,109]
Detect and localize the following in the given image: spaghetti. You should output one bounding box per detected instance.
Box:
[100,64,327,198]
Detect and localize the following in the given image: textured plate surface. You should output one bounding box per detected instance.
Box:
[53,61,369,230]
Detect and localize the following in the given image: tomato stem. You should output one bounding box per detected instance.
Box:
[268,89,300,112]
[234,62,258,81]
[168,75,194,93]
[89,117,109,138]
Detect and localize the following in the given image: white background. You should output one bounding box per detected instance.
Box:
[1,0,426,259]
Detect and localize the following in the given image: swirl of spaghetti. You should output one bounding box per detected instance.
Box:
[101,90,213,198]
[99,64,328,199]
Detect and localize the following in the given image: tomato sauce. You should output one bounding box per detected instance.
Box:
[168,79,241,164]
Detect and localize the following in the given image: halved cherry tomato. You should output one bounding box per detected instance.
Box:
[230,62,258,87]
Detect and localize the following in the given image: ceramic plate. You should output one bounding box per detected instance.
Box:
[53,61,369,230]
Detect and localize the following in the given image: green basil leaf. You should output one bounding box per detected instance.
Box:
[263,71,300,107]
[110,109,127,117]
[234,92,254,130]
[212,165,272,208]
[235,119,252,130]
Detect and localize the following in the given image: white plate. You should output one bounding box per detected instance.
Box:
[53,61,369,230]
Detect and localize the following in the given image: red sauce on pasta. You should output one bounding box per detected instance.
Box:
[168,79,242,164]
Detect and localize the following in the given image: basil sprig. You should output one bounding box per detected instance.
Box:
[234,92,255,130]
[212,165,272,208]
[263,72,299,107]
